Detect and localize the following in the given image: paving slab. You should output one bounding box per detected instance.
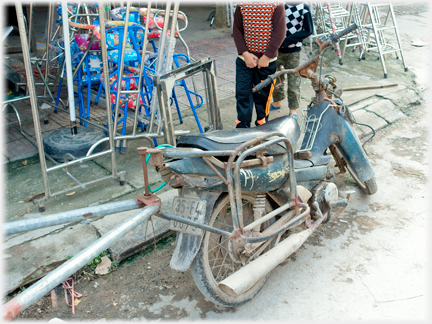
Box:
[348,96,383,112]
[365,99,407,124]
[3,223,100,295]
[383,88,421,108]
[91,189,178,263]
[352,110,389,138]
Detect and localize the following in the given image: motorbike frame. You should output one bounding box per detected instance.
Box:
[141,24,361,246]
[142,131,311,244]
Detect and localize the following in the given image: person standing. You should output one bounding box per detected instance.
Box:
[270,2,313,121]
[233,2,286,128]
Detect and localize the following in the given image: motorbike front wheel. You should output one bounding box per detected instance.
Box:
[191,193,273,307]
[333,144,378,195]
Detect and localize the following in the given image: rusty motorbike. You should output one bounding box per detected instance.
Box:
[142,23,377,307]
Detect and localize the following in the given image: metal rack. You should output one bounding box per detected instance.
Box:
[308,2,350,56]
[341,3,368,61]
[12,0,127,212]
[362,2,408,78]
[10,1,223,211]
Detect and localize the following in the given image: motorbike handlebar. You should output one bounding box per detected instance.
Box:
[334,23,357,42]
[254,76,274,92]
[252,23,357,93]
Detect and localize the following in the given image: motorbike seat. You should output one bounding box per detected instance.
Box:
[177,116,301,155]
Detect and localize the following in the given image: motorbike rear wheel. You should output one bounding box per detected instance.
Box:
[191,194,273,307]
[333,144,378,195]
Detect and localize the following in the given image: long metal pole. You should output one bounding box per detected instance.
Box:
[61,0,77,133]
[43,3,53,98]
[132,1,152,137]
[149,0,172,133]
[4,199,143,235]
[15,2,51,199]
[99,2,118,176]
[3,206,160,320]
[112,2,131,151]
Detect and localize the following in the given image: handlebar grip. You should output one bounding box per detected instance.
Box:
[252,76,274,93]
[334,23,358,42]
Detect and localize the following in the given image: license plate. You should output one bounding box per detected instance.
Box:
[169,197,207,236]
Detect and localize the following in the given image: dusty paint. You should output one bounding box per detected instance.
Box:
[268,170,288,183]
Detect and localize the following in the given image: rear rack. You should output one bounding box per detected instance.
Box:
[157,131,307,242]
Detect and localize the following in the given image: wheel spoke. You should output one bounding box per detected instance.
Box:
[215,248,230,280]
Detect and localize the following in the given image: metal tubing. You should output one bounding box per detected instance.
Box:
[149,0,172,133]
[132,1,152,137]
[72,32,95,79]
[43,3,53,97]
[165,2,180,69]
[15,2,51,199]
[27,3,33,50]
[99,2,118,176]
[232,136,290,228]
[4,199,142,235]
[47,172,125,199]
[112,2,132,150]
[218,216,322,298]
[202,156,229,185]
[164,150,234,158]
[242,203,310,244]
[159,212,232,238]
[47,150,113,173]
[3,206,159,320]
[61,0,76,123]
[243,201,294,233]
[224,132,285,233]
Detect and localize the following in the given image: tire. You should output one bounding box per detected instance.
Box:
[333,144,378,195]
[43,127,108,162]
[191,194,273,307]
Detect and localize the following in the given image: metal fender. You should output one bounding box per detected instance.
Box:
[169,189,221,272]
[338,118,375,182]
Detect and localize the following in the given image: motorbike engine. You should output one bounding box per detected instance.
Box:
[311,182,339,221]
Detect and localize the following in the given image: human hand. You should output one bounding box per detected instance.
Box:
[257,55,270,69]
[243,51,258,68]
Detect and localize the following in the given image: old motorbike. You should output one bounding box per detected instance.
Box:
[143,23,377,307]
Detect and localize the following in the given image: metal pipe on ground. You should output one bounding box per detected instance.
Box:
[2,205,160,320]
[342,83,398,91]
[4,199,144,235]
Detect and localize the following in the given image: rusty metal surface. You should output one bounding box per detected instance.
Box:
[202,156,229,185]
[239,202,310,243]
[147,148,164,168]
[159,212,232,238]
[137,147,152,196]
[135,194,161,207]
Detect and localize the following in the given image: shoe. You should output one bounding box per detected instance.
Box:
[270,103,281,110]
[288,113,298,121]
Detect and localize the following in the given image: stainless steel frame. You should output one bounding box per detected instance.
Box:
[13,1,127,212]
[154,57,222,145]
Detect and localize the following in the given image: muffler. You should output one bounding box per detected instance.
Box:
[218,226,316,297]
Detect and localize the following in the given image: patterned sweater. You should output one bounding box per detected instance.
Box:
[233,2,286,59]
[279,3,313,53]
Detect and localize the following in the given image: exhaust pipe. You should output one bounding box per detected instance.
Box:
[218,192,351,297]
[218,227,315,297]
